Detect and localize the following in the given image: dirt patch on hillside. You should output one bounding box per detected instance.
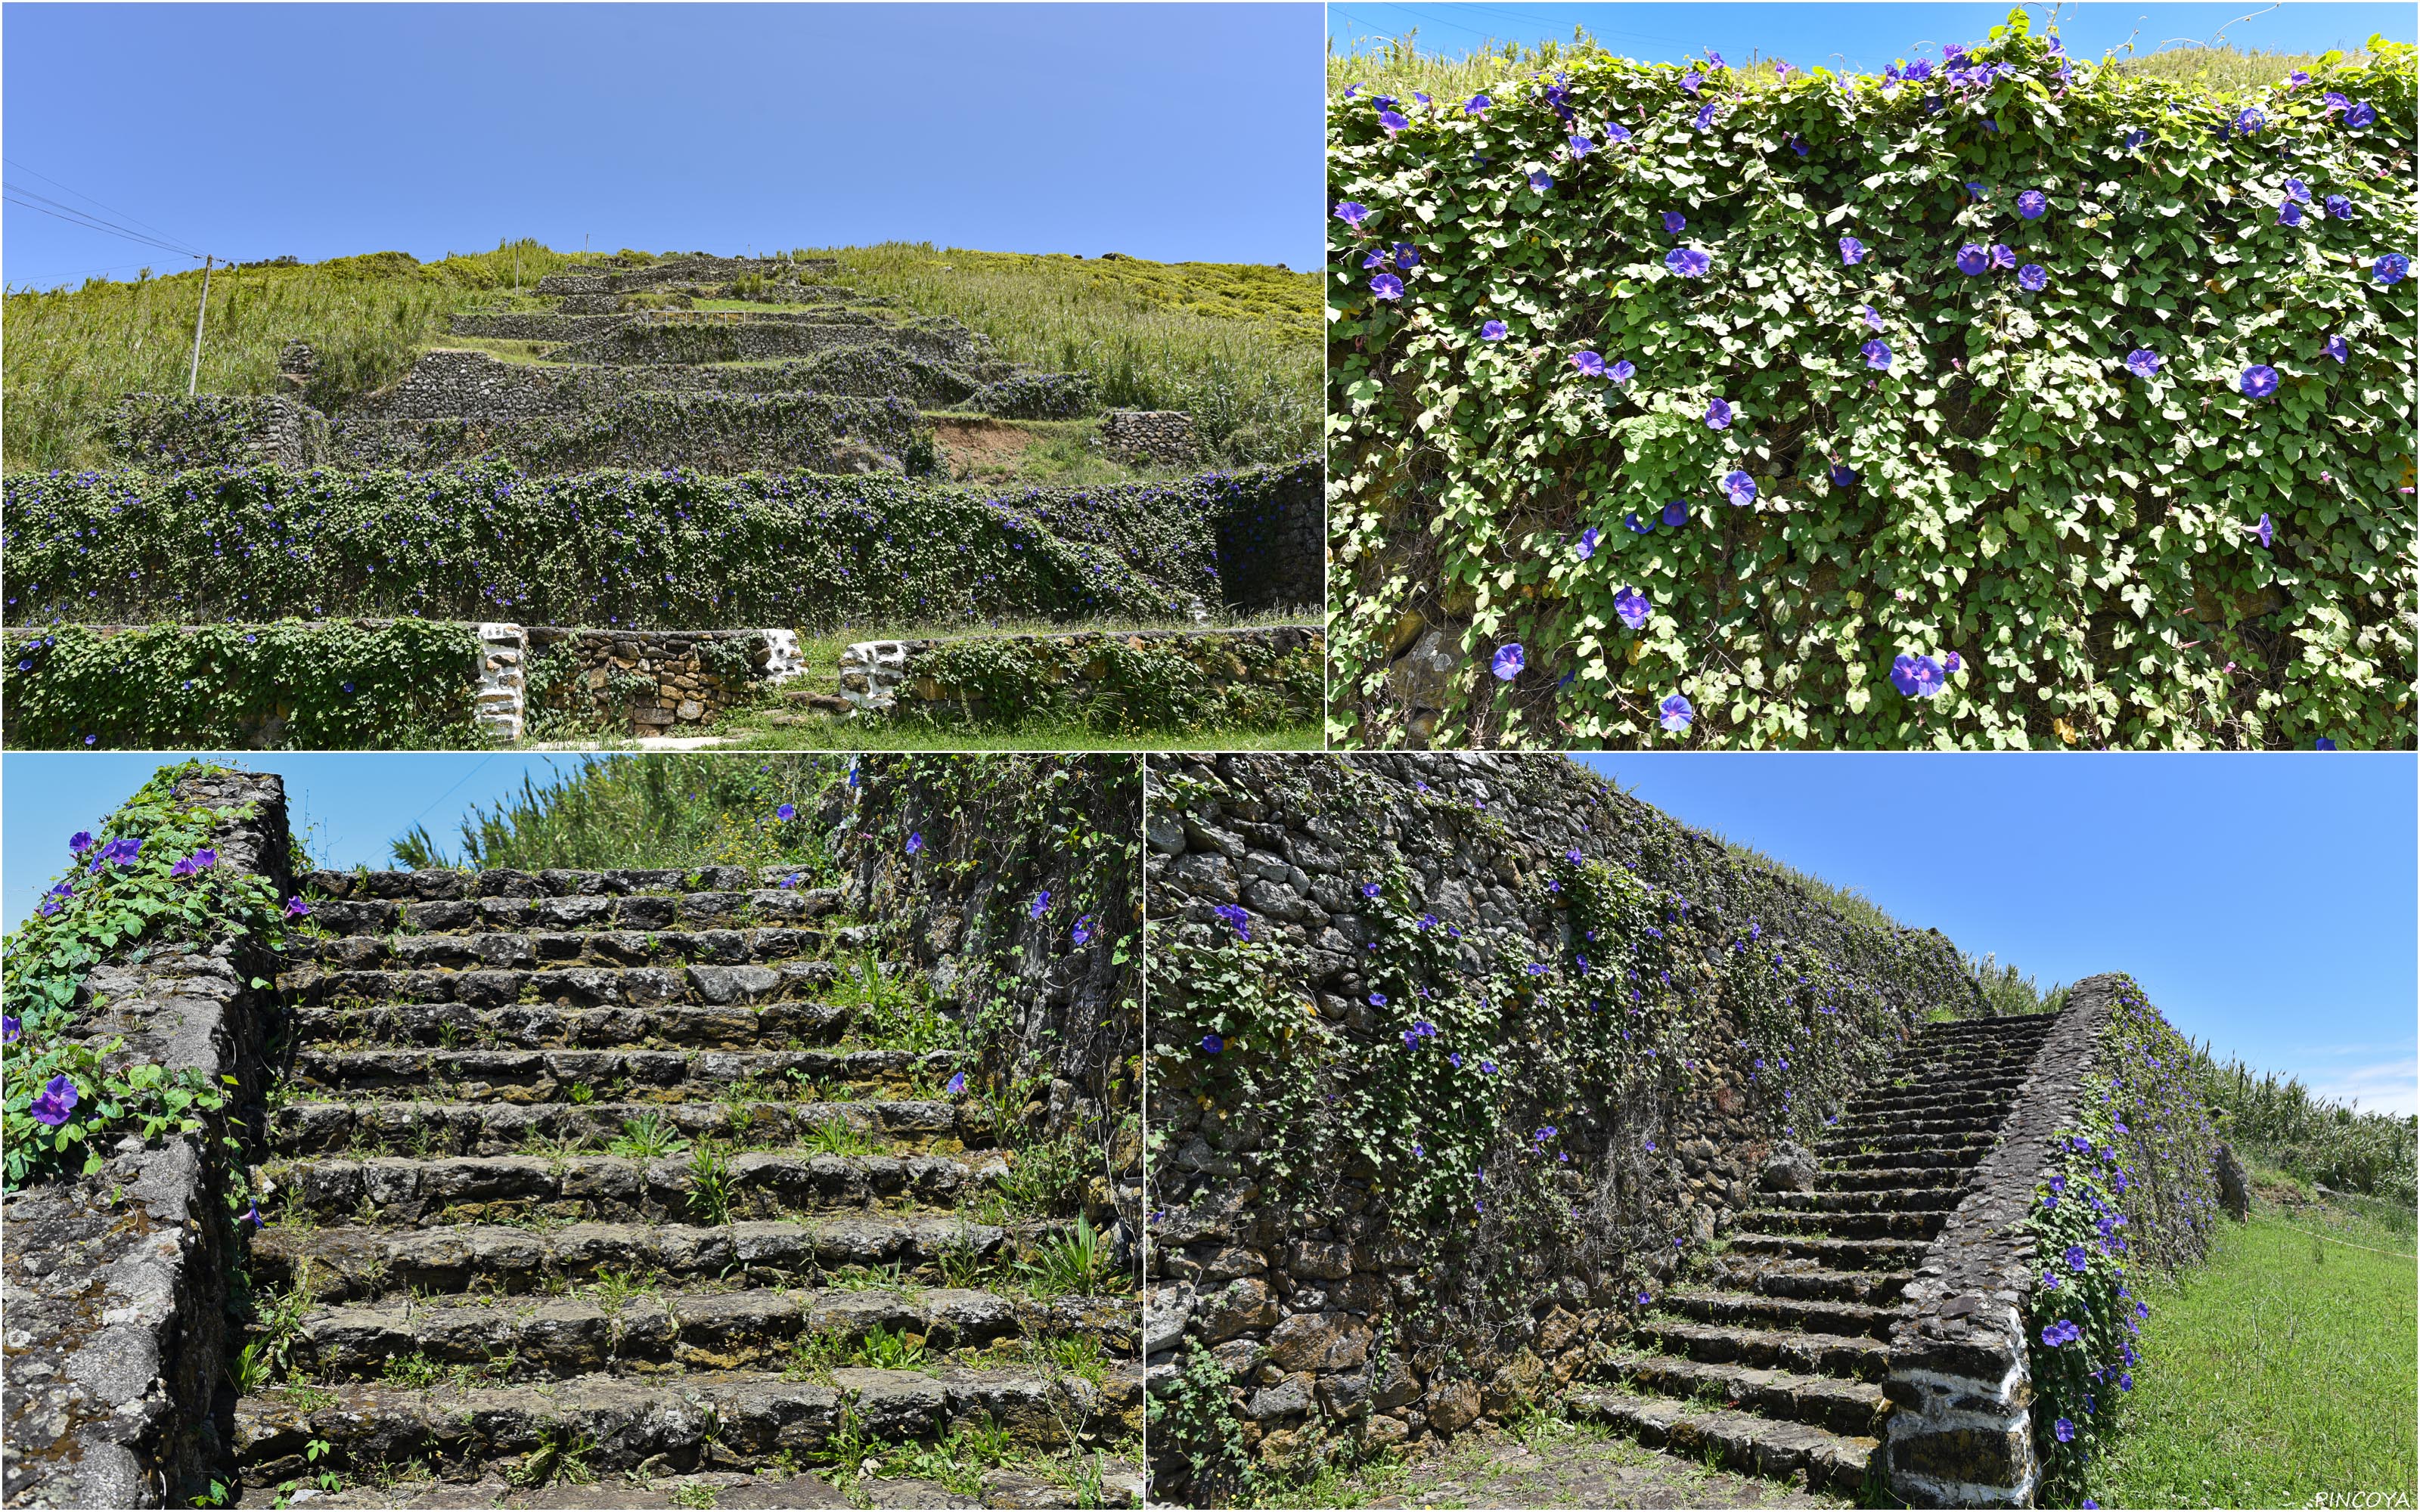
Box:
[932,417,1038,481]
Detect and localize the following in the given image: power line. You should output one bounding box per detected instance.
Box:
[3,184,206,256]
[2,156,204,256]
[3,189,208,262]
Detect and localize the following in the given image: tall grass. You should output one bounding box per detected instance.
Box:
[2191,1045,2418,1206]
[389,753,842,875]
[810,242,1318,462]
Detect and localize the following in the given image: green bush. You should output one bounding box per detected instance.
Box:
[1327,16,2416,748]
[2,620,483,750]
[0,459,1320,631]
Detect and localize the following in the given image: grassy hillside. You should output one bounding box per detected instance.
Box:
[1,240,1318,470]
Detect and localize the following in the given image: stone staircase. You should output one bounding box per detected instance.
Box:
[231,866,1139,1508]
[1571,1013,2057,1495]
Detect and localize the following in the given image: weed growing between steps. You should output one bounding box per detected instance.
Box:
[2,619,484,750]
[0,760,300,1194]
[2021,974,2224,1503]
[389,754,843,872]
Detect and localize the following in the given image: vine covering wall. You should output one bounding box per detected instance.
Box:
[1145,753,1979,1491]
[1328,18,2417,750]
[843,627,1324,736]
[2,458,1322,631]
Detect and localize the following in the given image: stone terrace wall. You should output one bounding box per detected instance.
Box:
[1,773,293,1510]
[526,626,802,735]
[110,394,329,472]
[1882,984,2113,1507]
[837,626,1323,730]
[1097,411,1199,465]
[1215,475,1323,613]
[1144,754,1981,1484]
[326,393,929,477]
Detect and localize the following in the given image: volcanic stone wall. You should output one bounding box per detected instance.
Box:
[1144,753,1981,1481]
[0,773,292,1510]
[526,626,801,734]
[1097,410,1200,465]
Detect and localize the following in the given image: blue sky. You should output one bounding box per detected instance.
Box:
[1,3,1323,292]
[1329,2,2417,74]
[1575,753,2418,1116]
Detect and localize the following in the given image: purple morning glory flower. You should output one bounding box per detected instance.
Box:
[1721,469,1757,507]
[1492,643,1525,680]
[1529,170,1554,192]
[1568,134,1595,157]
[2279,200,2304,227]
[2316,737,2337,750]
[1478,1059,1498,1076]
[1031,891,1051,919]
[947,1070,968,1095]
[1680,70,1702,94]
[1705,398,1733,429]
[1890,654,1947,698]
[776,803,796,821]
[2323,334,2349,364]
[1481,320,1509,341]
[1200,1033,1224,1055]
[1213,903,1251,939]
[284,897,311,919]
[1661,500,1688,527]
[2376,253,2409,285]
[1990,243,2016,271]
[2016,188,2049,219]
[1859,304,1884,331]
[1788,132,1807,155]
[2018,263,2048,292]
[2344,101,2376,128]
[1944,652,1963,674]
[2285,179,2311,203]
[1393,243,1420,269]
[1,1015,18,1044]
[1605,121,1632,143]
[1627,512,1651,534]
[2055,1418,2076,1443]
[2326,194,2355,219]
[2252,513,2274,548]
[1956,243,1989,276]
[1609,358,1636,383]
[906,832,924,854]
[29,1074,79,1127]
[1658,694,1694,733]
[2288,70,2310,88]
[2066,1245,2090,1272]
[2126,348,2161,378]
[1665,247,1712,277]
[1334,201,1370,228]
[1692,103,1717,131]
[1838,236,1866,265]
[1577,526,1600,560]
[1072,916,1094,945]
[1662,211,1686,234]
[1571,351,1606,377]
[1370,272,1404,301]
[1613,587,1650,628]
[1862,339,1891,370]
[1830,463,1859,488]
[69,831,95,854]
[1378,109,1409,135]
[2235,107,2265,135]
[244,1198,263,1229]
[1465,94,1491,115]
[2241,364,2280,398]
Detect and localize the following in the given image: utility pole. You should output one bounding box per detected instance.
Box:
[186,253,215,396]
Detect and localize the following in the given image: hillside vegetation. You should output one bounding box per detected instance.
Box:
[1,240,1318,470]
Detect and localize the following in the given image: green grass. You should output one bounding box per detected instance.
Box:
[2093,1188,2417,1508]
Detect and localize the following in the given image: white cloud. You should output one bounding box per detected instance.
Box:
[2302,1057,2420,1117]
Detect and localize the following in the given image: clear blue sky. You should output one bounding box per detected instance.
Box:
[2,3,1322,292]
[1575,754,2418,1116]
[1329,2,2417,74]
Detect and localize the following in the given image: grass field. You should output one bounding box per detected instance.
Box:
[2091,1176,2418,1509]
[2,239,1318,470]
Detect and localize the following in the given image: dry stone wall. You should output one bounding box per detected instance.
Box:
[1096,411,1199,466]
[839,626,1323,731]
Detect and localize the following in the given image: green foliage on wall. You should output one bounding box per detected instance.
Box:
[2,459,1320,631]
[1327,17,2417,749]
[908,632,1323,736]
[1,761,296,1194]
[2,620,483,750]
[2022,975,2223,1502]
[327,392,933,476]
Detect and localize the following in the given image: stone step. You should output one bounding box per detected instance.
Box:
[287,1461,1147,1509]
[1724,1232,1930,1272]
[1829,1144,1989,1173]
[1766,1186,1963,1216]
[293,1047,943,1100]
[1736,1207,1949,1242]
[263,1148,1004,1227]
[1606,1353,1891,1439]
[234,1363,1143,1485]
[252,1215,1075,1302]
[1855,1065,2032,1096]
[274,1284,1134,1383]
[287,1000,884,1052]
[1820,1163,1975,1193]
[1841,1085,2023,1117]
[299,881,840,935]
[1568,1388,1874,1496]
[1631,1318,1890,1383]
[281,960,855,1009]
[1714,1261,1915,1307]
[268,1098,969,1160]
[1822,1114,2004,1145]
[1817,1129,1996,1158]
[285,924,873,973]
[1912,1015,2057,1040]
[1658,1287,1900,1342]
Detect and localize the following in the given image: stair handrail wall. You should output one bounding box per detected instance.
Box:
[1881,977,2122,1508]
[1,770,293,1510]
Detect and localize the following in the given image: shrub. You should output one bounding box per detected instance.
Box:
[1327,17,2416,748]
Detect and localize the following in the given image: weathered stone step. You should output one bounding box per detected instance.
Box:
[1714,1261,1915,1307]
[1634,1317,1888,1383]
[1737,1207,1948,1242]
[285,924,873,974]
[1817,1129,1996,1158]
[1659,1287,1900,1342]
[294,1047,941,1100]
[1823,1113,2004,1142]
[1860,1064,2033,1095]
[276,1284,1134,1383]
[1829,1144,1988,1173]
[1766,1186,1963,1216]
[252,1215,1072,1301]
[1607,1353,1891,1439]
[1568,1387,1873,1496]
[1725,1232,1930,1272]
[1820,1164,1972,1193]
[1912,1015,2057,1041]
[269,1097,967,1160]
[282,959,855,1009]
[286,1461,1146,1509]
[287,1001,873,1053]
[263,1148,1003,1226]
[1841,1086,2022,1117]
[234,1363,1143,1485]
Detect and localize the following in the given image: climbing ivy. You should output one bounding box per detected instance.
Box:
[2021,974,2222,1503]
[908,632,1322,736]
[1328,17,2416,749]
[2,619,484,750]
